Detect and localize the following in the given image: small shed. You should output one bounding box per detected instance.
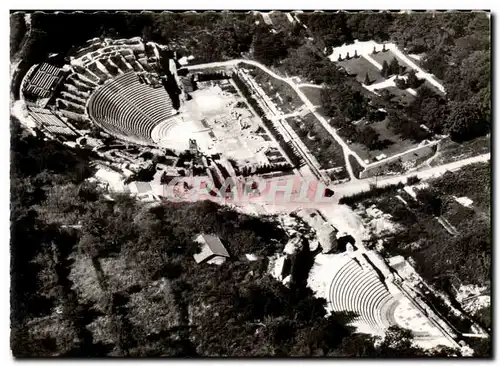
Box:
[193,234,230,265]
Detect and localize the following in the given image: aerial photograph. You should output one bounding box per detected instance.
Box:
[9,10,491,358]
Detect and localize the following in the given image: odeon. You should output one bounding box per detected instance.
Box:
[329,257,398,334]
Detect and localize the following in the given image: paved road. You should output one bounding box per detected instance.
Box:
[204,153,491,220]
[332,152,490,200]
[245,153,491,213]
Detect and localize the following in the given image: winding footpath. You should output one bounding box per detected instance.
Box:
[296,83,323,89]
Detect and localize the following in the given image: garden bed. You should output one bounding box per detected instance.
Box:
[286,113,346,170]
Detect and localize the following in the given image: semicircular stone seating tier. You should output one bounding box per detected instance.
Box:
[329,258,399,335]
[150,117,182,143]
[87,71,176,144]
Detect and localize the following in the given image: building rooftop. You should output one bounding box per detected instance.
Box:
[193,234,230,264]
[128,181,153,195]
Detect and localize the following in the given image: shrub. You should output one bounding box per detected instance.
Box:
[406,175,421,185]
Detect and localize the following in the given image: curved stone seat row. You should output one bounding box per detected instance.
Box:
[150,117,181,143]
[87,71,176,143]
[329,259,398,333]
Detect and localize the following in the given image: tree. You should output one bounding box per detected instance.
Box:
[447,102,489,142]
[394,76,407,89]
[329,333,379,357]
[380,88,393,101]
[387,111,431,142]
[366,109,386,122]
[364,73,371,85]
[315,61,345,84]
[389,57,400,76]
[343,89,368,121]
[416,188,442,216]
[252,27,288,66]
[283,45,323,82]
[428,345,461,357]
[10,12,28,57]
[406,69,421,88]
[378,326,424,357]
[381,60,389,78]
[407,86,449,134]
[320,84,338,117]
[321,82,369,122]
[359,126,381,150]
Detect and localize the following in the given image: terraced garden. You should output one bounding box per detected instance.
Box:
[286,113,347,177]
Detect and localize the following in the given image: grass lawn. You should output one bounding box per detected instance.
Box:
[299,86,322,106]
[348,117,420,163]
[337,55,384,84]
[384,86,416,107]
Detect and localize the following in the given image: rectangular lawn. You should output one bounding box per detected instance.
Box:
[299,86,322,107]
[347,117,421,163]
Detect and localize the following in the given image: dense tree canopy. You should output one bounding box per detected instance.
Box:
[12,116,480,357]
[10,12,27,57]
[300,11,490,142]
[10,11,491,358]
[252,27,289,66]
[446,102,489,142]
[321,83,369,121]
